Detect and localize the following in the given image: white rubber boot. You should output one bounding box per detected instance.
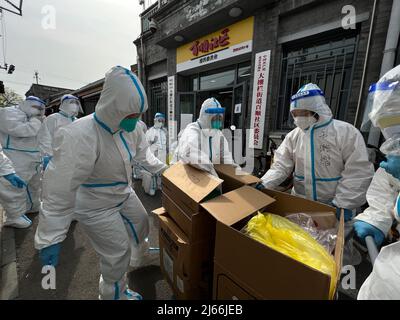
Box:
[4,215,32,229]
[129,239,159,270]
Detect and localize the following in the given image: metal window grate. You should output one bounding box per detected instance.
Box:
[149,79,168,121]
[276,35,358,130]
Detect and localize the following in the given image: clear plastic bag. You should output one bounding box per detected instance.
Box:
[286,213,338,254]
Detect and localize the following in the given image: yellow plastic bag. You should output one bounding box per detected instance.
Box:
[246,213,337,299]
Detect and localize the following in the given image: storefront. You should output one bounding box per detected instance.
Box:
[136,0,395,167]
[175,16,254,134]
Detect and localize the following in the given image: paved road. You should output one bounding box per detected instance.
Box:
[12,178,373,300]
[14,180,174,300]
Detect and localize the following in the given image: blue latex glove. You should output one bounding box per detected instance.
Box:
[3,173,26,188]
[39,243,61,266]
[43,156,52,170]
[380,155,400,180]
[335,207,353,222]
[255,183,265,190]
[353,221,385,247]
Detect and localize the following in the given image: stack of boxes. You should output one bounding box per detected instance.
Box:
[154,163,345,300]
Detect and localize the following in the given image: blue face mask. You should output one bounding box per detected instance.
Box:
[120,118,139,132]
[211,120,223,130]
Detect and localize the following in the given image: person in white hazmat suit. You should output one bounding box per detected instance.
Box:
[132,119,148,180]
[174,97,237,178]
[355,65,400,299]
[259,84,374,216]
[146,112,168,163]
[0,143,27,207]
[258,84,374,265]
[34,66,167,300]
[142,113,168,195]
[0,96,46,228]
[38,94,83,170]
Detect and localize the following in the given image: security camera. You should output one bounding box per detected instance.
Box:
[7,65,15,74]
[149,19,158,33]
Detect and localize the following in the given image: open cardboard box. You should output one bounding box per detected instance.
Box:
[158,163,261,299]
[214,164,260,193]
[199,186,344,300]
[162,162,260,238]
[153,207,214,300]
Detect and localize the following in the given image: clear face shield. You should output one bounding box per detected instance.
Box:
[154,117,165,128]
[362,81,400,155]
[32,104,45,117]
[361,81,400,132]
[204,107,225,130]
[22,98,46,117]
[61,98,83,117]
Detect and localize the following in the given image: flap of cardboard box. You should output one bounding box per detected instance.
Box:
[261,189,336,215]
[214,164,261,185]
[163,163,223,203]
[201,186,276,226]
[158,212,189,245]
[152,207,167,216]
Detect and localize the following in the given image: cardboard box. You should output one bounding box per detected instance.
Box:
[153,207,214,300]
[162,163,261,232]
[214,164,260,193]
[162,163,223,217]
[159,163,261,299]
[162,192,215,243]
[200,186,344,300]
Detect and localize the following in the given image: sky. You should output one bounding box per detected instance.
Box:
[0,0,148,96]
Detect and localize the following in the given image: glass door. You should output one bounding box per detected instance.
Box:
[178,92,196,133]
[230,82,248,165]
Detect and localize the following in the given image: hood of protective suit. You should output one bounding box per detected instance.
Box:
[95,66,148,133]
[197,98,224,130]
[290,83,333,125]
[19,96,46,117]
[154,112,165,129]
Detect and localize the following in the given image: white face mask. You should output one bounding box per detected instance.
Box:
[294,116,317,130]
[154,120,164,129]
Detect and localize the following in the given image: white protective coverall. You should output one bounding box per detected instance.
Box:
[38,94,82,158]
[146,114,167,163]
[0,97,45,218]
[34,66,166,300]
[260,84,374,210]
[142,114,168,195]
[357,169,400,299]
[356,65,400,299]
[0,145,13,175]
[132,119,148,180]
[174,98,237,178]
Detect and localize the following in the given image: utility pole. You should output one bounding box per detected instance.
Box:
[34,70,40,84]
